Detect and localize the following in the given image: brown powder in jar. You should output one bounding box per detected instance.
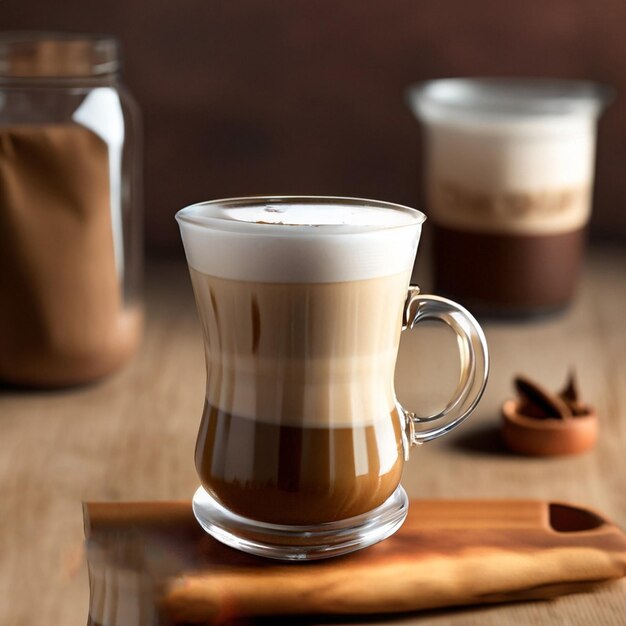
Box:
[0,123,142,387]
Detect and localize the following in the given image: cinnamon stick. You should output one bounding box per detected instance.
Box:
[514,375,573,419]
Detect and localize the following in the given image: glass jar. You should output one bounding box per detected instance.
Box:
[0,32,143,386]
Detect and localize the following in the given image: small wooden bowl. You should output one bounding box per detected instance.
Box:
[501,399,598,456]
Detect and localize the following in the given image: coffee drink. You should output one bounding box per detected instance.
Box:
[432,226,586,312]
[181,200,420,524]
[196,403,405,525]
[425,119,593,313]
[190,271,408,524]
[178,197,489,559]
[409,79,610,315]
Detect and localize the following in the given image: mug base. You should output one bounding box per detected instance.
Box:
[192,485,409,561]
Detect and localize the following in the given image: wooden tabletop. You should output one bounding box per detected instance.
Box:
[1,244,625,626]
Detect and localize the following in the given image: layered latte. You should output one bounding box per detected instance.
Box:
[180,200,421,524]
[410,79,609,315]
[425,117,594,313]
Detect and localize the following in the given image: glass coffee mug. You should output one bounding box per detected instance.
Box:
[176,197,488,560]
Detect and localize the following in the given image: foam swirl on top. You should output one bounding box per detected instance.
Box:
[177,197,424,283]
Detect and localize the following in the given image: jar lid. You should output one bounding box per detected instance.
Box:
[0,31,119,78]
[408,78,613,125]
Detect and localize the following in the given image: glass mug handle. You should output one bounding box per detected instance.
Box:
[400,286,489,445]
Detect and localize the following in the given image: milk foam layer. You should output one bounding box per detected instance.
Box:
[410,79,609,236]
[210,201,415,227]
[177,198,423,283]
[424,115,596,236]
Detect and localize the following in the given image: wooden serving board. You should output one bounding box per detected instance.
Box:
[84,500,626,624]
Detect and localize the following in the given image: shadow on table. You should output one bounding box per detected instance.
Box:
[447,422,512,458]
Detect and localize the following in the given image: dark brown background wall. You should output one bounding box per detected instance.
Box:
[3,0,626,252]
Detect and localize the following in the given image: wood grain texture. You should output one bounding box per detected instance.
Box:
[83,499,626,624]
[1,244,626,626]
